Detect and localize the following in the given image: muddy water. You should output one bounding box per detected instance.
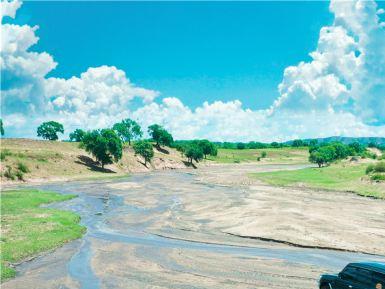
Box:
[5,167,385,289]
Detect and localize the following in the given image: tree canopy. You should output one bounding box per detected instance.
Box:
[81,129,122,168]
[133,140,154,166]
[197,140,217,158]
[309,141,361,167]
[148,124,173,147]
[113,118,142,145]
[185,144,204,164]
[37,121,64,140]
[69,129,86,142]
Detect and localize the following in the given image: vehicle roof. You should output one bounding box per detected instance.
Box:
[348,262,385,274]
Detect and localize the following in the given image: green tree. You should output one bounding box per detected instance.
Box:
[349,142,364,154]
[309,146,336,167]
[112,118,142,145]
[0,119,4,136]
[133,140,154,166]
[81,129,122,168]
[330,142,352,159]
[237,142,246,150]
[37,121,64,140]
[148,124,173,147]
[185,144,204,164]
[69,129,86,142]
[292,139,304,147]
[270,142,280,148]
[198,140,217,158]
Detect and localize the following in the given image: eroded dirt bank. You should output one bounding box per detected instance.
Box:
[3,164,385,289]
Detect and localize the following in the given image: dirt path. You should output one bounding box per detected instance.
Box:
[3,164,385,289]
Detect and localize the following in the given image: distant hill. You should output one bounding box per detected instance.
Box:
[287,136,385,146]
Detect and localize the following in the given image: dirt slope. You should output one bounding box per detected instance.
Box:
[0,138,188,184]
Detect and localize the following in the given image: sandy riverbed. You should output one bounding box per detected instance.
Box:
[3,163,385,289]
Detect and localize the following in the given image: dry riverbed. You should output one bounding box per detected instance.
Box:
[3,163,385,289]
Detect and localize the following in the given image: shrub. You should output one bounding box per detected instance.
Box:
[17,162,30,173]
[374,162,385,173]
[15,170,24,181]
[261,151,267,158]
[366,164,375,175]
[1,149,12,161]
[371,174,385,182]
[4,166,15,180]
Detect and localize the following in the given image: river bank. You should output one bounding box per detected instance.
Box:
[3,163,385,288]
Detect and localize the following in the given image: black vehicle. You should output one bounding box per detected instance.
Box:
[319,262,385,289]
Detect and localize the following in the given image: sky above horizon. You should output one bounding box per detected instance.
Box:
[1,0,385,142]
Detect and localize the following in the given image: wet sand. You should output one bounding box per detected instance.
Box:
[3,163,385,289]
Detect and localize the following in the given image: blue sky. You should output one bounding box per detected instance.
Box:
[14,1,332,109]
[1,0,385,141]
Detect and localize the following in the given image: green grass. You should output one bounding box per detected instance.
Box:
[251,163,385,199]
[0,189,86,282]
[208,147,308,164]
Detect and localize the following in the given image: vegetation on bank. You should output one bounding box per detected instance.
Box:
[1,117,384,186]
[0,189,85,281]
[251,163,385,199]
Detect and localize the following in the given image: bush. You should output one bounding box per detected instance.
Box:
[366,164,375,175]
[374,162,385,173]
[17,162,30,173]
[4,166,15,180]
[371,174,385,182]
[15,170,24,181]
[261,151,267,158]
[1,149,12,161]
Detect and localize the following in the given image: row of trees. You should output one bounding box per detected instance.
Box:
[36,119,218,168]
[78,120,175,168]
[308,141,366,167]
[173,140,218,164]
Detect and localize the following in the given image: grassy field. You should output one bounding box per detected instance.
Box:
[251,163,385,199]
[207,147,309,164]
[0,189,86,281]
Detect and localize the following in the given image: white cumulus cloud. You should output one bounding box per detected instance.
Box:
[1,0,385,141]
[272,0,385,126]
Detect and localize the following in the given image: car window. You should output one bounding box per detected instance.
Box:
[341,266,358,282]
[354,268,372,286]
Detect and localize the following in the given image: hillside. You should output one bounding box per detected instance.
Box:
[0,138,188,184]
[286,136,385,146]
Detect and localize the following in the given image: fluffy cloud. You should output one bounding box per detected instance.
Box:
[1,0,385,141]
[272,0,385,126]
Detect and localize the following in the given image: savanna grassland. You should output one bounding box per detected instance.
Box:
[251,162,385,199]
[207,147,309,164]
